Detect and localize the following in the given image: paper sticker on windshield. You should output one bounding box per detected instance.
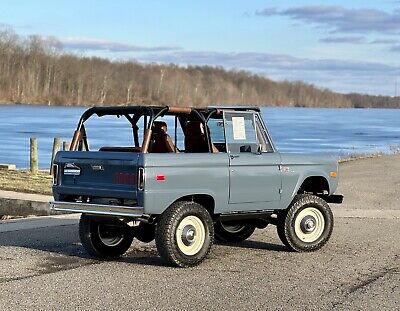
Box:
[232,117,246,140]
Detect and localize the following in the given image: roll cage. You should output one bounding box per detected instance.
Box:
[69,106,261,153]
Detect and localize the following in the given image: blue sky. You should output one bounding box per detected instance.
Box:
[1,0,400,95]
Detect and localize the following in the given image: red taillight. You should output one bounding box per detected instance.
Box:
[52,164,59,185]
[113,173,135,185]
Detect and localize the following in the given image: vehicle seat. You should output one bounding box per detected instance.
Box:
[149,121,176,153]
[185,121,219,153]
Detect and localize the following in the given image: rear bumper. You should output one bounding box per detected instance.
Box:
[49,201,144,218]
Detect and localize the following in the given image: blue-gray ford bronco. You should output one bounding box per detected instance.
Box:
[50,106,343,267]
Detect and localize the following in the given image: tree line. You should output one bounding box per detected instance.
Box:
[0,29,398,108]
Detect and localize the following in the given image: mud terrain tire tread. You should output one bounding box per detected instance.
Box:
[277,194,334,252]
[79,214,134,258]
[155,201,214,267]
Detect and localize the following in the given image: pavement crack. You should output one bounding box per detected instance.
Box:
[329,266,400,310]
[347,267,399,294]
[0,258,101,284]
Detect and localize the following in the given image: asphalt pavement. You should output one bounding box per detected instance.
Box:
[0,211,398,311]
[0,155,399,310]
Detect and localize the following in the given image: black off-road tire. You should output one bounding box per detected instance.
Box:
[79,214,134,258]
[276,194,334,252]
[155,201,214,267]
[276,210,290,248]
[214,221,256,243]
[134,222,156,243]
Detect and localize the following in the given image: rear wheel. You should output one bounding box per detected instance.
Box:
[276,194,334,252]
[155,201,214,267]
[79,214,134,258]
[214,221,256,243]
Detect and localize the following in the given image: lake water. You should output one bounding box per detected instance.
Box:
[0,105,399,169]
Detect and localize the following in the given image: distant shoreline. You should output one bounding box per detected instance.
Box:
[0,102,399,109]
[1,29,399,109]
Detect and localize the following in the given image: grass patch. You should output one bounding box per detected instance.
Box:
[0,169,52,195]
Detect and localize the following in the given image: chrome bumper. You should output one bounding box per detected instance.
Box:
[49,201,144,218]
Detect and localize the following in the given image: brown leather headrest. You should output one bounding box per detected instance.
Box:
[186,121,204,136]
[153,121,168,134]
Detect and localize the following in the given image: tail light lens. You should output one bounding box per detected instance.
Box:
[138,167,145,190]
[52,164,59,185]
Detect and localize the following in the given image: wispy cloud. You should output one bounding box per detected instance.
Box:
[140,51,395,73]
[370,38,400,44]
[31,32,400,95]
[318,36,400,51]
[138,50,400,95]
[256,6,400,34]
[56,37,182,53]
[320,36,366,44]
[390,44,400,52]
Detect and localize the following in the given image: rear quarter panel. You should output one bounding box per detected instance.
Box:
[141,153,229,214]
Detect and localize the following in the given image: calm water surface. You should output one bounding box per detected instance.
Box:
[0,105,399,168]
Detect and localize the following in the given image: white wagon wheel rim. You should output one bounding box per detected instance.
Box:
[98,225,125,247]
[176,216,206,256]
[294,207,325,243]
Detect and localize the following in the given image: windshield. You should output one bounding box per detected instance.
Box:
[207,118,225,144]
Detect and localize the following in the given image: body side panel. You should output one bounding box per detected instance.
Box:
[141,153,230,214]
[279,153,339,209]
[228,152,282,205]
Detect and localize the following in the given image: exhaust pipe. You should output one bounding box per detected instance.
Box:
[138,214,155,224]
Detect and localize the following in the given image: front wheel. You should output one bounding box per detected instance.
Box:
[277,194,334,252]
[214,221,256,243]
[79,214,134,258]
[155,201,214,267]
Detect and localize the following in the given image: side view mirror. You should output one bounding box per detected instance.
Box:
[239,145,252,153]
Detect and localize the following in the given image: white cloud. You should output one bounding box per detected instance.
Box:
[319,36,366,44]
[256,5,400,34]
[56,37,181,53]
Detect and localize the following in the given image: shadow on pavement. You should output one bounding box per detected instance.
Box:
[215,239,288,252]
[0,223,288,269]
[0,223,87,258]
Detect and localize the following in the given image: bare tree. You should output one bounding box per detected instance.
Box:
[0,29,397,108]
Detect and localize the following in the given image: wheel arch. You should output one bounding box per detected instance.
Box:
[173,194,215,216]
[297,176,330,195]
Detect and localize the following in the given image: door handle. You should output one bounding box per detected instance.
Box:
[229,154,240,160]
